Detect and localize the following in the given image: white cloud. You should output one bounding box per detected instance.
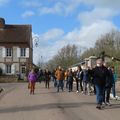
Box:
[39,2,64,15]
[21,0,120,16]
[39,28,64,41]
[39,0,82,15]
[78,8,119,26]
[64,0,82,15]
[0,0,9,6]
[61,20,117,48]
[21,11,35,18]
[83,0,120,9]
[77,20,117,47]
[22,1,41,8]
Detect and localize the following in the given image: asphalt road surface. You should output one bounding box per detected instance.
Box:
[0,82,120,120]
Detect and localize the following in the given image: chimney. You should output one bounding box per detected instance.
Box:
[0,18,5,29]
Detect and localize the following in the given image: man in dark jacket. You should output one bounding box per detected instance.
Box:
[103,63,113,106]
[93,59,109,109]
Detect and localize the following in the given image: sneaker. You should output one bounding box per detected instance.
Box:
[101,102,106,108]
[106,102,111,106]
[96,105,101,110]
[81,91,84,94]
[76,91,79,93]
[88,93,91,96]
[112,97,117,100]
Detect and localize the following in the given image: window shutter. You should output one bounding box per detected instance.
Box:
[17,47,20,57]
[26,48,29,58]
[2,47,6,57]
[11,64,15,74]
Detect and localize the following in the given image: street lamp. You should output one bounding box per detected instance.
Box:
[33,35,39,47]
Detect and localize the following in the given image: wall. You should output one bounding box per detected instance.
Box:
[0,75,18,82]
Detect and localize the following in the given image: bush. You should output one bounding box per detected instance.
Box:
[0,68,2,76]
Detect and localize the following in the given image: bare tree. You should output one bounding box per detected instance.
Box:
[47,44,80,70]
[81,30,120,59]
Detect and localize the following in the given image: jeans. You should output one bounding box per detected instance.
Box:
[57,80,64,92]
[83,81,87,94]
[54,79,57,87]
[45,80,50,89]
[105,87,112,102]
[68,77,73,92]
[66,80,68,89]
[76,79,83,92]
[95,84,105,105]
[76,78,83,91]
[112,83,116,97]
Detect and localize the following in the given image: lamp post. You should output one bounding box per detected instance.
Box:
[33,35,39,47]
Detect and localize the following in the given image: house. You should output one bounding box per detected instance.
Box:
[68,61,85,71]
[0,18,33,80]
[85,56,97,68]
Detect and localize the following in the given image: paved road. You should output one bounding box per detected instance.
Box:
[0,82,120,120]
[0,83,24,90]
[0,83,24,99]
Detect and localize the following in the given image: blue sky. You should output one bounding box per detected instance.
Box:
[0,0,120,64]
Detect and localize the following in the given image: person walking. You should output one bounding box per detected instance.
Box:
[76,66,83,93]
[82,66,90,95]
[51,69,57,87]
[68,69,74,92]
[103,63,113,106]
[44,69,51,89]
[55,66,64,92]
[64,69,69,89]
[93,59,109,109]
[28,68,38,95]
[111,66,117,99]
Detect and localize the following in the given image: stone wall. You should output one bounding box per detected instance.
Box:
[0,75,18,83]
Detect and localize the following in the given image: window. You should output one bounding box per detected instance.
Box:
[6,65,11,74]
[21,65,26,74]
[6,48,12,57]
[20,48,26,57]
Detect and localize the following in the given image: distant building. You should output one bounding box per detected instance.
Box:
[85,56,97,68]
[0,18,32,79]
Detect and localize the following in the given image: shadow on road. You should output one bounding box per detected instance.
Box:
[0,102,95,114]
[34,91,58,95]
[104,104,120,110]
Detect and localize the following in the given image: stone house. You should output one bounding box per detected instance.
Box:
[0,18,33,80]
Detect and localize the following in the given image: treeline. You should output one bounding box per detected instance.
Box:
[42,30,120,70]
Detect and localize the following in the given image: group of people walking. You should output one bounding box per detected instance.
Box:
[27,58,117,110]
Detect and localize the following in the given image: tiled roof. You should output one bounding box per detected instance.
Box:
[0,24,32,47]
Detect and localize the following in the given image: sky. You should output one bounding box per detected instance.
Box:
[0,0,120,64]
